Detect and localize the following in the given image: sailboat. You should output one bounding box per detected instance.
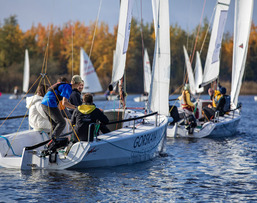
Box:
[168,0,253,138]
[0,0,168,170]
[134,48,152,102]
[9,49,30,99]
[80,47,107,101]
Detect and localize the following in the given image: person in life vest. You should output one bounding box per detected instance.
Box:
[71,93,110,142]
[41,75,82,139]
[202,87,227,120]
[178,84,199,119]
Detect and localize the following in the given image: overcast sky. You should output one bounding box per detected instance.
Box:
[0,0,256,34]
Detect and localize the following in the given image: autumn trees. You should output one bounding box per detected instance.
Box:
[0,15,256,94]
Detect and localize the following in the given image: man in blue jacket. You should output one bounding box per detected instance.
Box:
[41,75,82,139]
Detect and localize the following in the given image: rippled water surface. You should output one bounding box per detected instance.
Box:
[1,94,257,202]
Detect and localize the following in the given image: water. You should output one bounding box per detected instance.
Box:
[1,94,257,202]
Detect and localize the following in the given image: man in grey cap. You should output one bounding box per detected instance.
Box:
[41,75,82,139]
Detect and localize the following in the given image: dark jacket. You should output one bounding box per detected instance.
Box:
[68,89,82,115]
[213,95,226,116]
[71,104,109,142]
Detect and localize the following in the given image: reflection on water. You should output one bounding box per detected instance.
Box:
[1,95,257,201]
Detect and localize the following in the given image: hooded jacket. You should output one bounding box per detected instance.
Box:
[26,95,51,132]
[71,104,109,142]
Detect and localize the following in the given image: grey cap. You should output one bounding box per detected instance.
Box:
[71,75,82,84]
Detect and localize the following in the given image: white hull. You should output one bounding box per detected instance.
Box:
[134,95,148,102]
[0,110,168,170]
[254,96,257,101]
[167,111,241,138]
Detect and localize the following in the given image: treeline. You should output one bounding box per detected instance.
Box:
[0,15,256,94]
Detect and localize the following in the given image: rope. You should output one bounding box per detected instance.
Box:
[189,0,206,64]
[0,136,21,157]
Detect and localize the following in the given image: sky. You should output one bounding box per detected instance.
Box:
[0,0,256,34]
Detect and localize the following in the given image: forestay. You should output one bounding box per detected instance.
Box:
[149,0,170,116]
[200,0,230,87]
[230,0,254,108]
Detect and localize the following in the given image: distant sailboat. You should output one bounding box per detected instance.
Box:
[9,49,30,99]
[80,47,106,101]
[134,48,152,102]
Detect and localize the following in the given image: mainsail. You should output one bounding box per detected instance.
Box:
[200,0,231,87]
[148,0,170,116]
[230,0,254,107]
[111,0,134,86]
[183,45,196,95]
[195,51,204,93]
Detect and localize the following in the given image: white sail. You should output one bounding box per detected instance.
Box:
[80,48,103,93]
[111,0,134,85]
[183,46,196,95]
[231,0,253,107]
[195,51,204,93]
[143,49,151,94]
[23,49,30,93]
[149,0,170,116]
[201,0,230,87]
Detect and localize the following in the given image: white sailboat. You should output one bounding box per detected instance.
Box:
[80,47,106,101]
[134,48,152,102]
[9,49,30,99]
[168,0,253,138]
[0,0,168,170]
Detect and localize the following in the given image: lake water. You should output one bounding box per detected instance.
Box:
[1,94,257,202]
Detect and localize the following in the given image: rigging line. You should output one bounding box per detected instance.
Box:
[140,0,145,93]
[189,0,207,64]
[200,6,215,55]
[0,75,41,129]
[4,75,43,155]
[70,0,74,77]
[87,0,102,72]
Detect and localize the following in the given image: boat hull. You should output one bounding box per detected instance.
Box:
[167,111,241,138]
[0,110,168,170]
